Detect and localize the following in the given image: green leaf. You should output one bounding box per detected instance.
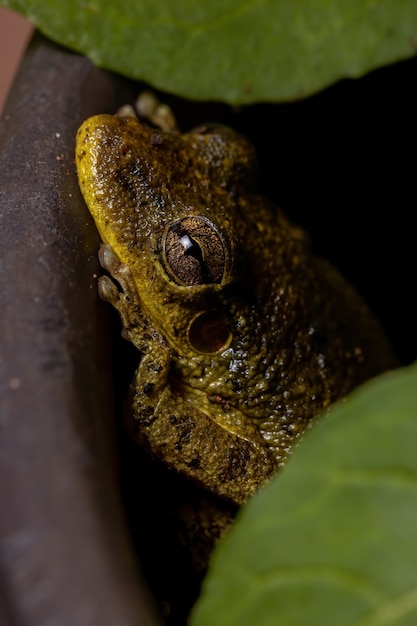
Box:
[2,0,417,103]
[191,362,417,626]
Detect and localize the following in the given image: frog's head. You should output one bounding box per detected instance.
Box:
[76,113,268,359]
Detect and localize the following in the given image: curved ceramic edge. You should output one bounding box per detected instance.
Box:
[0,34,158,626]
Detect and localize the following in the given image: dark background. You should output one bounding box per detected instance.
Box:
[165,55,416,366]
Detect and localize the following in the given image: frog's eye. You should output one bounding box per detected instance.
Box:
[160,216,226,286]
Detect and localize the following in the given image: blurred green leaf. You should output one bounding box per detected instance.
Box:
[2,0,417,103]
[191,362,417,626]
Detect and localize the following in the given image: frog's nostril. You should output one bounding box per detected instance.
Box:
[188,310,231,354]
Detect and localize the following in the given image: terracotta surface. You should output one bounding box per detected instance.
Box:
[0,8,33,113]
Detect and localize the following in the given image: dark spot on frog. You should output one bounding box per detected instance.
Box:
[186,454,202,471]
[151,132,164,146]
[169,414,196,450]
[135,406,157,428]
[218,445,250,483]
[113,162,144,198]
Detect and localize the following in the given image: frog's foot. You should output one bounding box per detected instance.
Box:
[114,103,138,119]
[128,356,277,506]
[115,92,178,132]
[97,243,150,349]
[135,92,178,132]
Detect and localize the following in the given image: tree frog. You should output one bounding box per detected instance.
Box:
[75,94,396,544]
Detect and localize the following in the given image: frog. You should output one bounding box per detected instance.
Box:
[75,94,397,567]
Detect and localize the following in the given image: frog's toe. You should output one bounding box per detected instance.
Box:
[98,242,120,273]
[97,275,119,302]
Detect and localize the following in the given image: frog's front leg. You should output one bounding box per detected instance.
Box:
[127,351,276,506]
[98,243,276,506]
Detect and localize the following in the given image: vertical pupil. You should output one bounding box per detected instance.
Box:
[162,217,226,286]
[179,233,205,269]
